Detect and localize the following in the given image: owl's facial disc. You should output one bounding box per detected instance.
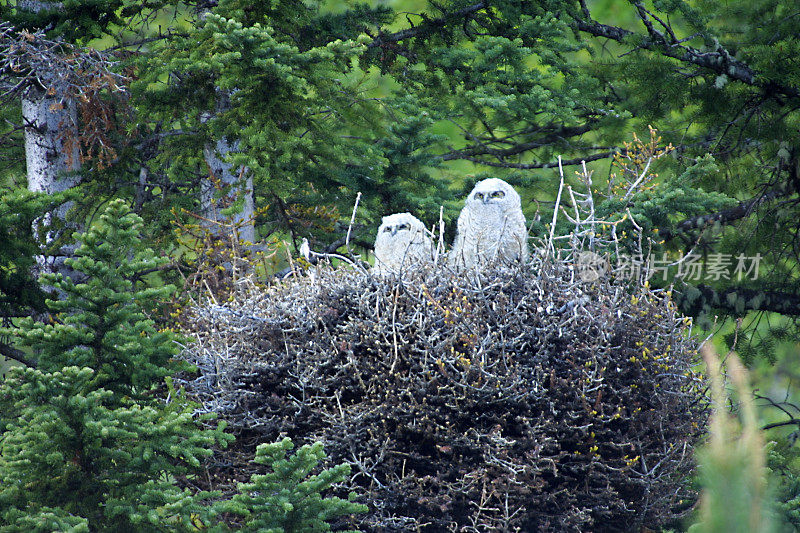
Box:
[388,223,411,236]
[475,189,506,204]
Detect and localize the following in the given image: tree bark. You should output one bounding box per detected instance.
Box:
[22,81,81,278]
[201,136,256,244]
[18,0,61,12]
[16,0,81,281]
[200,90,255,245]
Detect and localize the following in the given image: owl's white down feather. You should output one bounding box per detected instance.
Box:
[373,212,434,275]
[448,178,529,270]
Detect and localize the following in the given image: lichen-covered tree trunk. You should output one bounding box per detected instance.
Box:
[18,0,60,13]
[194,4,255,246]
[201,135,256,244]
[22,82,81,279]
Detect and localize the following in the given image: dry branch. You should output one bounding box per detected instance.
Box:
[180,247,706,532]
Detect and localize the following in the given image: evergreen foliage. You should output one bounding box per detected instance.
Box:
[0,188,80,367]
[3,0,799,327]
[765,440,800,531]
[576,0,800,341]
[8,200,185,391]
[129,2,450,245]
[212,438,366,532]
[0,200,232,531]
[592,132,736,259]
[0,0,165,44]
[0,189,56,320]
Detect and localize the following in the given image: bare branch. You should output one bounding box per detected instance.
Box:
[573,15,799,101]
[0,342,35,367]
[762,419,800,431]
[442,150,620,169]
[660,184,796,240]
[367,2,486,49]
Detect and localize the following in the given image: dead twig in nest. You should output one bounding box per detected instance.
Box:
[180,249,706,532]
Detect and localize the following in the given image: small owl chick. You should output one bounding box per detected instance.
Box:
[373,213,434,275]
[448,178,529,270]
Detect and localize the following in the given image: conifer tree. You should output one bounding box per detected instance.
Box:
[0,2,161,275]
[212,438,366,532]
[129,1,449,248]
[0,189,59,324]
[0,200,232,531]
[0,199,364,532]
[569,0,800,342]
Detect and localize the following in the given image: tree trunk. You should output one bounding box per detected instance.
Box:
[18,0,61,12]
[18,0,81,281]
[134,166,148,213]
[22,82,81,279]
[200,89,256,245]
[201,136,256,244]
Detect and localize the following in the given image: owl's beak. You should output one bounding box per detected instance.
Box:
[483,196,491,204]
[391,228,398,236]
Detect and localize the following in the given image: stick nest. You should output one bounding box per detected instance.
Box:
[181,252,706,532]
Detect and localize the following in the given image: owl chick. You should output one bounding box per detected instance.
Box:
[373,213,435,275]
[448,178,529,270]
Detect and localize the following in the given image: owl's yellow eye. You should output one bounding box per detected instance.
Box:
[383,226,392,233]
[474,192,484,201]
[491,190,505,199]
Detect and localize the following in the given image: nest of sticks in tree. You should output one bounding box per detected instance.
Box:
[180,249,706,532]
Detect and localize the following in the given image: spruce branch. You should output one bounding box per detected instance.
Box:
[690,284,800,316]
[572,15,799,101]
[445,150,620,169]
[762,419,800,431]
[440,124,595,162]
[367,2,486,49]
[659,185,796,241]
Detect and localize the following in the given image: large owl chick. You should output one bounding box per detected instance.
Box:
[448,178,529,270]
[373,213,435,276]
